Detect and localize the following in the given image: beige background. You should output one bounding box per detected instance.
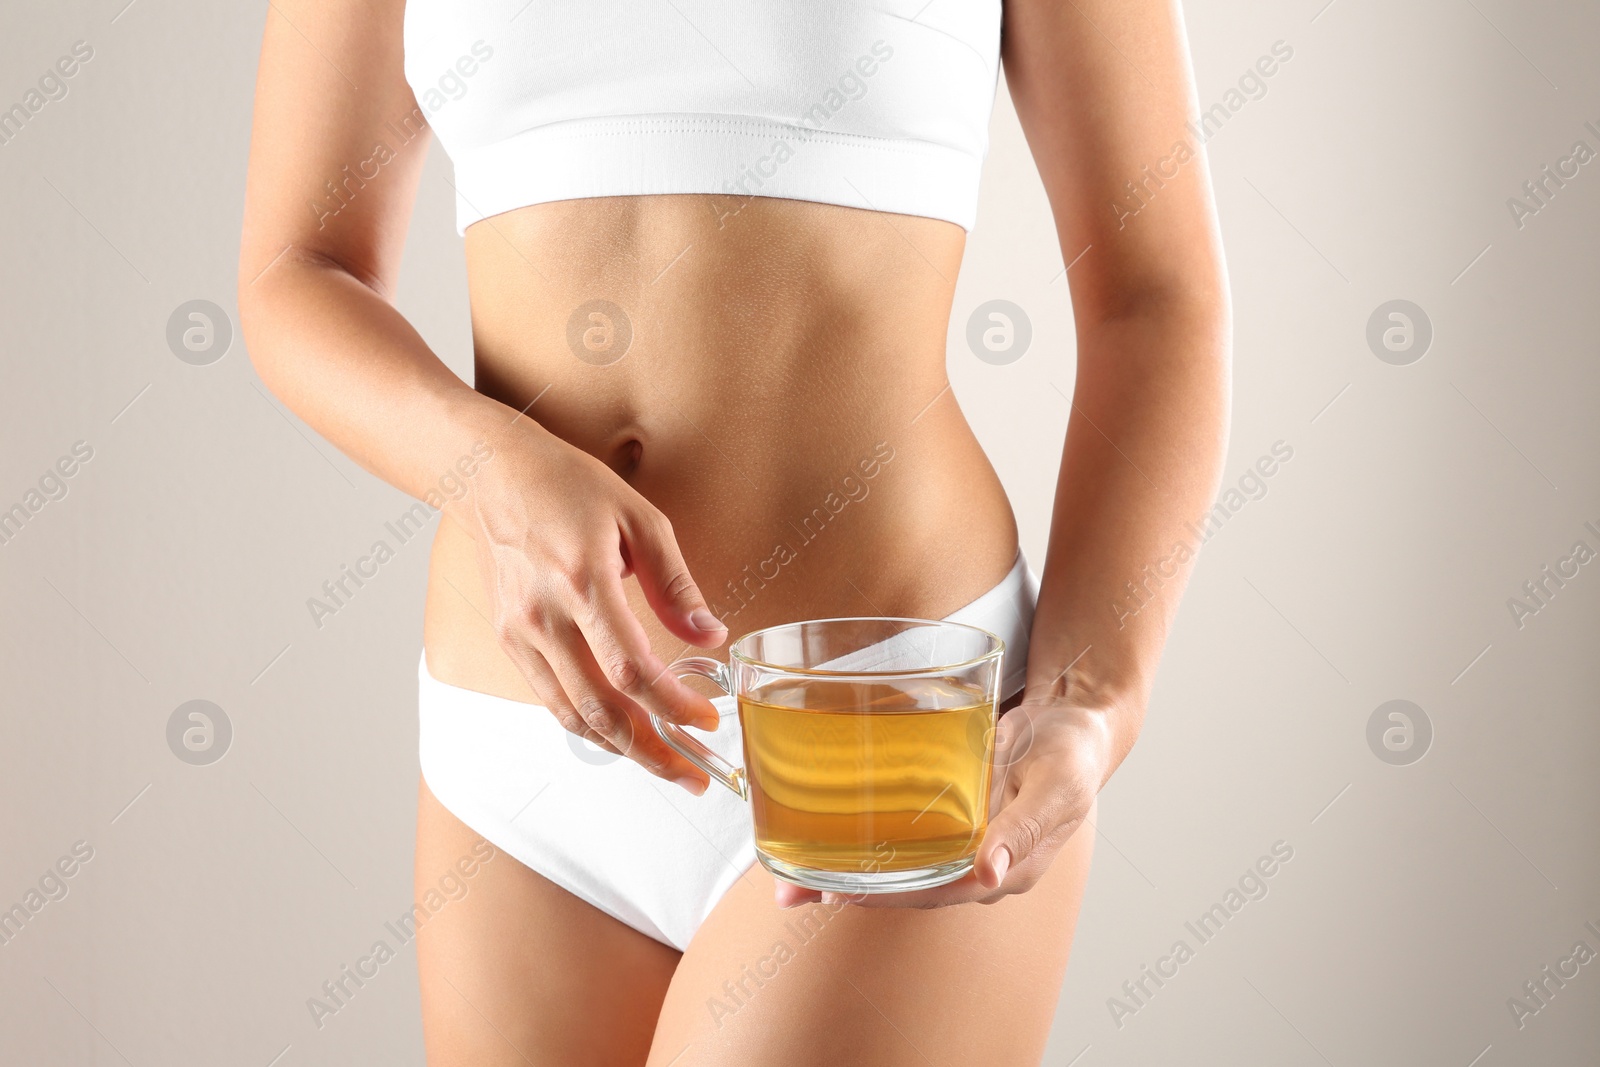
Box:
[3,0,1598,1064]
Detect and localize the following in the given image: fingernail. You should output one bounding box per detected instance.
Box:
[674,775,707,796]
[690,608,727,632]
[991,846,1012,884]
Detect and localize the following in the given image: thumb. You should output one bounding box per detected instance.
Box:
[619,509,728,647]
[975,772,1074,890]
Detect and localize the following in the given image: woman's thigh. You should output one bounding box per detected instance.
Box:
[647,804,1096,1067]
[414,778,682,1066]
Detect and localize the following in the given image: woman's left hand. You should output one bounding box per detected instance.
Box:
[772,696,1120,910]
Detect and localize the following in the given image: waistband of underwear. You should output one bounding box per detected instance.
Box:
[420,549,1038,701]
[800,549,1037,700]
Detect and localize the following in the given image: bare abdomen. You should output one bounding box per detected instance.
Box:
[424,195,1018,698]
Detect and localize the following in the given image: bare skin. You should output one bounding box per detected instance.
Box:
[240,0,1230,1063]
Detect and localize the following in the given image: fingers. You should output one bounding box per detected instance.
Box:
[618,509,728,648]
[465,449,726,791]
[818,872,993,910]
[565,564,721,731]
[978,788,1052,886]
[491,564,716,788]
[795,759,1093,910]
[973,769,1087,895]
[492,603,710,792]
[773,881,823,909]
[808,844,1051,910]
[534,624,711,794]
[491,634,615,750]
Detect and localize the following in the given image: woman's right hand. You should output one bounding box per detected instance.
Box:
[454,418,728,793]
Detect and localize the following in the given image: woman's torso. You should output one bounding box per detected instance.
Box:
[423,195,1018,699]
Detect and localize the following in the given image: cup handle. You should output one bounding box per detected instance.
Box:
[650,656,747,799]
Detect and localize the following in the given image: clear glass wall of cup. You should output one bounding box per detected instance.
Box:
[650,618,1004,894]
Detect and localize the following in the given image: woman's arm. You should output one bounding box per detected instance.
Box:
[1009,0,1231,713]
[238,0,727,789]
[816,0,1230,907]
[989,0,1232,889]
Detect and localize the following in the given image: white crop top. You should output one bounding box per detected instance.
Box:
[401,1,1002,234]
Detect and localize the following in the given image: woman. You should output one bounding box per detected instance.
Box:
[239,0,1229,1062]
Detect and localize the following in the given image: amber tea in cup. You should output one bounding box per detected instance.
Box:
[650,618,1002,893]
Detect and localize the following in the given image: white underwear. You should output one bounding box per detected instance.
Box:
[417,551,1039,951]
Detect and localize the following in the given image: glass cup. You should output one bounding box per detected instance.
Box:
[649,618,1003,894]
